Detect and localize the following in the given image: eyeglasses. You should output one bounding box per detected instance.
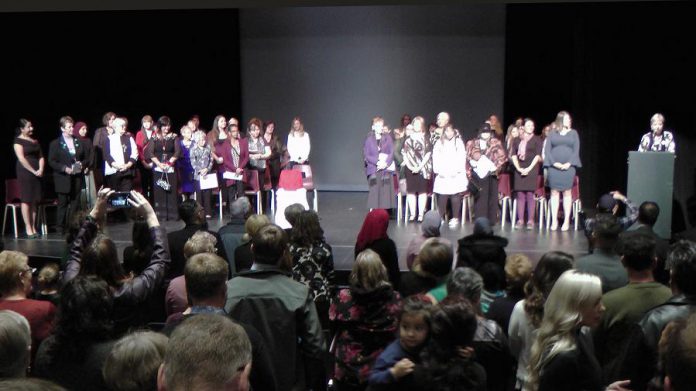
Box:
[20,267,36,277]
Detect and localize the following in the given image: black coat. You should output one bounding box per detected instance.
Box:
[48,135,89,194]
[457,234,509,270]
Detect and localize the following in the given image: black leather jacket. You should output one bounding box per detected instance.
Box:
[639,294,696,351]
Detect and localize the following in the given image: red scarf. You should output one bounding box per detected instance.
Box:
[355,209,390,253]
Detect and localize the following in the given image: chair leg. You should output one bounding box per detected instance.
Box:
[397,193,402,223]
[511,199,517,229]
[313,189,318,212]
[2,206,8,237]
[218,192,223,221]
[271,190,276,216]
[257,191,262,215]
[12,207,18,238]
[461,196,466,224]
[501,198,508,228]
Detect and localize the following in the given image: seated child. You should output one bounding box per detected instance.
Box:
[34,263,61,306]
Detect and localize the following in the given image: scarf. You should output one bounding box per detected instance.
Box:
[517,131,533,160]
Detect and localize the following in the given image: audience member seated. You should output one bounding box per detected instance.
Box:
[225,225,325,391]
[33,263,60,307]
[34,276,117,390]
[576,214,628,293]
[400,238,453,299]
[594,232,672,383]
[162,252,276,391]
[330,249,401,390]
[626,201,670,284]
[0,251,55,363]
[456,217,508,271]
[63,188,170,334]
[289,210,335,329]
[508,251,574,390]
[583,191,638,253]
[355,209,400,289]
[367,296,433,390]
[446,267,513,391]
[165,231,219,317]
[487,254,533,335]
[478,261,507,315]
[218,197,253,273]
[662,312,696,391]
[157,314,252,391]
[102,331,168,391]
[0,310,31,379]
[0,378,66,390]
[234,214,271,272]
[167,199,227,281]
[405,210,445,270]
[283,202,305,236]
[528,270,630,391]
[122,218,153,275]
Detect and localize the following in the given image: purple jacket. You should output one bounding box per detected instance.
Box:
[364,133,394,177]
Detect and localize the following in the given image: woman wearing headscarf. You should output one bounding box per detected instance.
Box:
[354,209,400,289]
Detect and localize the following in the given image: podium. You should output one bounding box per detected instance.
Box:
[626,151,675,239]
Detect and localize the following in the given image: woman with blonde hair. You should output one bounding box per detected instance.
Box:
[330,249,401,391]
[528,270,629,391]
[234,214,271,272]
[287,116,310,167]
[402,116,432,222]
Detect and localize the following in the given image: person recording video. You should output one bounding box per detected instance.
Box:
[48,116,90,234]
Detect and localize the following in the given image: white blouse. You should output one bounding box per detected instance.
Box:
[287,132,311,163]
[432,137,468,195]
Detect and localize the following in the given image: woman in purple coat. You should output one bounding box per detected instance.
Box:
[364,116,396,210]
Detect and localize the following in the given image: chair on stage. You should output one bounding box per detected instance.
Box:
[510,175,548,230]
[274,169,308,229]
[2,179,22,238]
[292,164,318,212]
[244,170,263,215]
[37,198,58,236]
[461,191,474,224]
[498,173,514,227]
[264,167,275,215]
[545,175,581,231]
[393,174,404,223]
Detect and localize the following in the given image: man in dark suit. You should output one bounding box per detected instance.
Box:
[48,116,89,233]
[626,201,671,285]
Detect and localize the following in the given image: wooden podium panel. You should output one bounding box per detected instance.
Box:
[627,151,675,239]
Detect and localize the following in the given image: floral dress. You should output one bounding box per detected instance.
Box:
[289,241,335,302]
[329,285,401,386]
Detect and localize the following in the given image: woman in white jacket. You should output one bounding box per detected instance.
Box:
[432,125,468,227]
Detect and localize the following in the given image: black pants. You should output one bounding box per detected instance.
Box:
[437,193,463,220]
[153,172,179,221]
[225,180,244,215]
[139,164,154,201]
[105,172,133,192]
[473,174,499,223]
[268,158,281,189]
[253,167,268,211]
[55,176,83,230]
[194,180,212,217]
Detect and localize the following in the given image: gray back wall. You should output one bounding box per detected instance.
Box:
[240,5,505,190]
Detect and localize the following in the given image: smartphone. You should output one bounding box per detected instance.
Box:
[107,192,132,208]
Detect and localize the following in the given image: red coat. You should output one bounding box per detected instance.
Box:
[217,138,249,186]
[135,129,155,165]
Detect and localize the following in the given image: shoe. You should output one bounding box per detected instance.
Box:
[527,221,535,230]
[561,222,570,231]
[515,221,524,229]
[550,222,558,231]
[448,218,460,228]
[26,233,39,239]
[408,215,416,222]
[417,215,424,222]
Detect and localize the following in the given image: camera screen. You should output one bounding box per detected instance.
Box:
[108,193,131,208]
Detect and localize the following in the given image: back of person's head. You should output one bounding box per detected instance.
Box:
[0,250,29,296]
[663,313,696,391]
[420,210,442,238]
[284,203,305,227]
[596,193,618,214]
[355,209,390,252]
[478,261,506,292]
[53,276,114,357]
[37,263,60,291]
[126,218,153,275]
[618,232,656,271]
[103,331,168,391]
[80,234,126,288]
[524,251,574,328]
[638,201,660,227]
[178,200,203,226]
[529,270,602,389]
[185,253,229,302]
[183,231,218,260]
[504,254,533,295]
[131,218,151,251]
[290,210,324,247]
[668,240,696,296]
[243,214,271,242]
[414,238,453,279]
[230,198,252,220]
[66,209,90,244]
[0,310,31,378]
[473,217,493,236]
[350,249,390,292]
[0,378,66,391]
[592,214,622,249]
[159,314,252,391]
[447,267,483,305]
[250,224,287,266]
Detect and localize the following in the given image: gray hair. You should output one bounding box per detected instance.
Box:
[284,203,305,226]
[447,267,484,302]
[0,310,31,378]
[103,331,168,391]
[230,197,252,219]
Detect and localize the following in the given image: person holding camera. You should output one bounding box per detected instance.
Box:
[145,116,181,221]
[48,116,90,233]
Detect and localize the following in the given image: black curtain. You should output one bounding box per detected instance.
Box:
[504,1,696,233]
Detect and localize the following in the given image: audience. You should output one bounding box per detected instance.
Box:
[218,197,253,272]
[405,210,445,270]
[400,238,453,299]
[234,214,272,272]
[283,202,306,236]
[662,312,696,391]
[34,263,60,306]
[157,314,252,391]
[456,217,508,271]
[355,209,400,289]
[225,224,325,391]
[576,214,628,293]
[583,191,638,253]
[487,253,533,335]
[102,331,168,391]
[330,249,401,391]
[122,218,152,276]
[0,378,66,391]
[0,310,31,379]
[478,261,507,314]
[626,201,670,284]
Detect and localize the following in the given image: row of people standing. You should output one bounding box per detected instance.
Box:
[364,111,582,230]
[12,114,313,235]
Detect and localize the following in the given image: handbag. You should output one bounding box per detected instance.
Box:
[156,171,171,191]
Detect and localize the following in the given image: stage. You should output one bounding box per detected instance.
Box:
[3,192,589,271]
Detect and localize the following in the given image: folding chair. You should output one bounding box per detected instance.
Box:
[244,170,263,215]
[2,179,22,238]
[292,164,318,212]
[498,172,513,227]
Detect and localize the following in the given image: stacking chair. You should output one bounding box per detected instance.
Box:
[461,191,474,224]
[292,164,318,211]
[510,175,547,230]
[244,170,263,215]
[37,198,58,236]
[264,167,275,215]
[498,173,514,227]
[2,179,22,238]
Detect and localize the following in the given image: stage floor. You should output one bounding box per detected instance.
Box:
[3,192,589,271]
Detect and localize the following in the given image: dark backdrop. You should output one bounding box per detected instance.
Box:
[0,9,242,198]
[504,1,696,232]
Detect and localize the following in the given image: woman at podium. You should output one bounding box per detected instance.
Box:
[638,113,675,153]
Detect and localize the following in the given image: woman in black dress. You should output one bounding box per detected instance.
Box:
[145,116,181,221]
[510,118,543,229]
[13,119,45,238]
[263,120,285,189]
